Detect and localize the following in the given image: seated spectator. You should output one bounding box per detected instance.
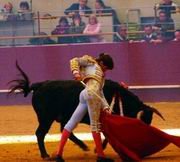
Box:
[141,25,157,42]
[113,24,128,42]
[69,13,88,43]
[29,32,56,45]
[95,0,120,32]
[3,2,13,14]
[51,17,72,44]
[155,0,180,18]
[64,0,92,17]
[173,29,180,41]
[154,10,175,41]
[18,1,32,20]
[18,1,30,12]
[3,2,17,20]
[83,14,105,43]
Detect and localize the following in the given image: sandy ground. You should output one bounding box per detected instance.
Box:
[0,102,180,162]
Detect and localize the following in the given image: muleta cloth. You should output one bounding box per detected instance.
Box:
[100,111,180,161]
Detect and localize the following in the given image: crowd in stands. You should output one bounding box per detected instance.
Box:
[0,1,32,21]
[50,12,106,44]
[48,0,180,45]
[0,0,180,46]
[37,0,180,45]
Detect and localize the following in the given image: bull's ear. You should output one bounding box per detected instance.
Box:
[119,81,129,89]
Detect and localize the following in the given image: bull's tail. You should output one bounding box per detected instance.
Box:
[8,61,40,97]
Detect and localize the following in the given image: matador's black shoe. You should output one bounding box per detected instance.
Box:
[56,155,65,162]
[97,156,114,162]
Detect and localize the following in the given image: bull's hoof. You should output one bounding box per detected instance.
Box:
[44,155,57,161]
[41,154,50,160]
[43,157,52,161]
[97,157,114,162]
[81,145,90,151]
[56,156,65,162]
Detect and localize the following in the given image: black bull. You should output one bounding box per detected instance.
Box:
[8,63,164,159]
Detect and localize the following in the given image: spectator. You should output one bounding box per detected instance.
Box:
[18,1,32,20]
[155,0,180,18]
[154,10,175,41]
[3,2,13,14]
[18,1,30,12]
[113,24,128,42]
[69,13,88,43]
[173,29,180,41]
[64,0,92,17]
[83,14,105,43]
[29,32,56,45]
[141,25,157,43]
[95,0,120,33]
[51,17,72,44]
[3,2,17,21]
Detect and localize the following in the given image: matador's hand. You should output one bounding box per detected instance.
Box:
[103,107,112,114]
[74,73,82,81]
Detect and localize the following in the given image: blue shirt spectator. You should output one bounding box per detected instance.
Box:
[64,0,92,16]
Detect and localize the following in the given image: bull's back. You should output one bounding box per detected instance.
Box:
[32,80,85,120]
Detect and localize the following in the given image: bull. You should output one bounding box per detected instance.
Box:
[8,62,164,159]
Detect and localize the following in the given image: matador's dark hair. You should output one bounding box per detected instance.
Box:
[96,53,114,70]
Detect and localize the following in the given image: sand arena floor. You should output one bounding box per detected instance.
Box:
[0,102,180,162]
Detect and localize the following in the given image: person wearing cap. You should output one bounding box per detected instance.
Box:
[55,53,114,162]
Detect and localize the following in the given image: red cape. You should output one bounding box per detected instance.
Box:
[100,112,180,161]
